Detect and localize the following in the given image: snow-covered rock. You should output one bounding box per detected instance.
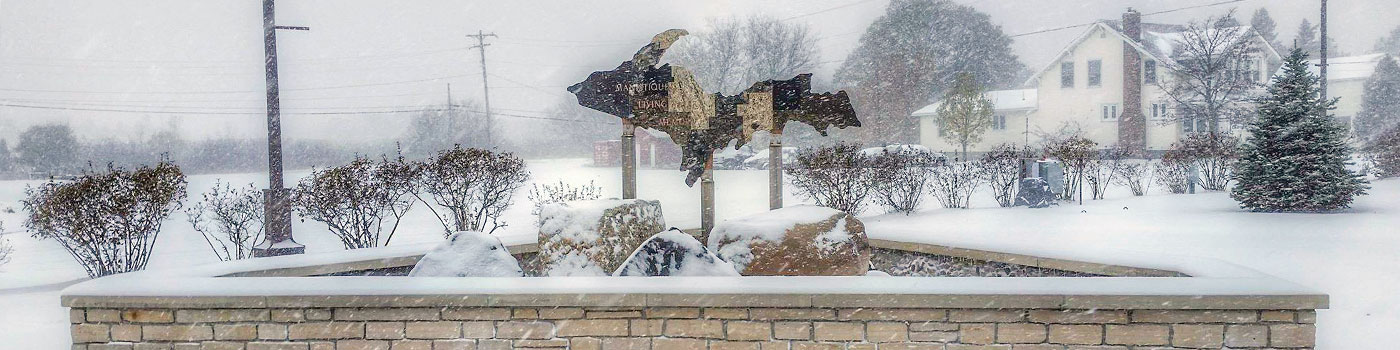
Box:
[614,229,740,277]
[708,205,871,276]
[537,199,666,276]
[1014,177,1057,208]
[409,231,523,277]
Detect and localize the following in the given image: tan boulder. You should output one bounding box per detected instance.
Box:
[537,199,666,276]
[708,205,871,276]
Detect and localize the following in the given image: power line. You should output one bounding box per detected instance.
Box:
[0,100,611,124]
[0,72,476,95]
[1142,0,1244,16]
[779,0,881,21]
[1008,0,1246,38]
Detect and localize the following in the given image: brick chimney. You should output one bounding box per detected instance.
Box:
[1119,8,1147,155]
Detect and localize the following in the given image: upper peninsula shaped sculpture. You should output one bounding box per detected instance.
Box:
[567,29,860,186]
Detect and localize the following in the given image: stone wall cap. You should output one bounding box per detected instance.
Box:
[59,237,1326,311]
[62,275,1327,309]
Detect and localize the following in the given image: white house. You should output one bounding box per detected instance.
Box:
[917,9,1281,156]
[1306,53,1398,133]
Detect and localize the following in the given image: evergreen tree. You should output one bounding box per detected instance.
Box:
[1354,55,1400,141]
[935,72,994,160]
[1294,19,1342,58]
[0,139,11,173]
[1250,8,1281,52]
[1374,26,1400,54]
[1231,48,1367,212]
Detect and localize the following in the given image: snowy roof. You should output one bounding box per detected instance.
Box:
[1024,21,1280,86]
[1307,53,1394,82]
[912,89,1037,117]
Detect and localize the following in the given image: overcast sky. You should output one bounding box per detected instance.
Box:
[0,0,1394,143]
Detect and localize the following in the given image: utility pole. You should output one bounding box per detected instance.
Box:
[253,0,308,257]
[1320,0,1329,100]
[468,30,497,147]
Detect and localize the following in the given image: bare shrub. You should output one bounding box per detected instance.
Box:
[1174,133,1239,191]
[1155,155,1193,194]
[1085,147,1134,200]
[1044,136,1098,203]
[1367,125,1400,178]
[1115,159,1154,196]
[420,146,530,235]
[869,149,939,214]
[0,220,11,268]
[979,144,1031,207]
[786,143,878,213]
[185,180,263,261]
[929,162,983,209]
[528,180,603,216]
[292,155,417,249]
[22,161,187,278]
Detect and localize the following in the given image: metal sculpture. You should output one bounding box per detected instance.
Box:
[568,29,860,186]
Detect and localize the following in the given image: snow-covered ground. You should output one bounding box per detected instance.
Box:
[0,158,1395,349]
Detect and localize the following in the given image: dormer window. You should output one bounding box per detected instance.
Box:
[1061,62,1075,88]
[1088,60,1102,87]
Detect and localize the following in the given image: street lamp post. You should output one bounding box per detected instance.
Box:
[253,0,307,257]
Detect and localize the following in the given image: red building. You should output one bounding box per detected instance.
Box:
[592,129,682,168]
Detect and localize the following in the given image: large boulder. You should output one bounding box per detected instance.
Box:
[708,205,871,276]
[614,229,740,277]
[409,231,523,277]
[538,199,666,276]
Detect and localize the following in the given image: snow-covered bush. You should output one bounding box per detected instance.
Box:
[1085,147,1133,200]
[185,180,263,261]
[1366,126,1400,178]
[1114,159,1153,196]
[869,148,939,214]
[292,155,417,249]
[22,161,187,278]
[420,146,529,234]
[1155,156,1192,194]
[0,220,11,269]
[979,144,1031,207]
[527,180,602,216]
[1170,133,1239,191]
[928,162,982,209]
[1043,136,1097,202]
[785,143,878,213]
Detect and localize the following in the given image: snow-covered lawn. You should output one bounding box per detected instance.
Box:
[0,158,1395,349]
[863,179,1400,350]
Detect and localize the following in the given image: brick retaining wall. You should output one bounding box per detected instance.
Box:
[66,294,1319,350]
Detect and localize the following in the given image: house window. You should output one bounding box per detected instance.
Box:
[937,119,947,137]
[1088,60,1102,87]
[1144,60,1157,84]
[1151,103,1169,120]
[1101,103,1120,121]
[1182,118,1211,133]
[1061,62,1074,88]
[992,115,1007,130]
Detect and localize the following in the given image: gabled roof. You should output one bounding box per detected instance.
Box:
[1022,20,1282,87]
[1307,53,1395,82]
[912,89,1037,117]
